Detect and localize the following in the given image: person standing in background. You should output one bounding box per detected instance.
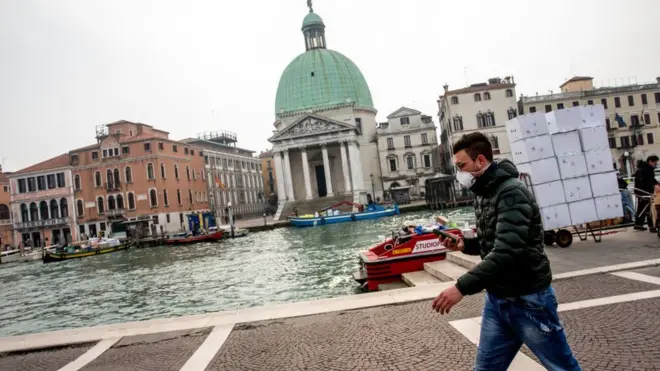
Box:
[633,155,659,232]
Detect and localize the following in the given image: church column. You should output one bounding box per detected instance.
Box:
[283,149,295,201]
[348,141,364,192]
[273,151,286,202]
[340,140,352,194]
[321,144,334,197]
[300,147,313,200]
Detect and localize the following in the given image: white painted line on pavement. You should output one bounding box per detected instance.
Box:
[611,271,660,286]
[553,258,660,280]
[449,318,545,371]
[57,337,120,371]
[558,289,660,312]
[179,325,234,371]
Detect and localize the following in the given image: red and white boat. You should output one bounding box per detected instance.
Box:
[165,230,223,245]
[352,226,466,291]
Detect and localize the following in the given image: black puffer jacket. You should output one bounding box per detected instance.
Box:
[455,159,552,298]
[634,162,657,196]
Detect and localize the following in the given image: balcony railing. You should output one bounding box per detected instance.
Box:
[16,217,70,230]
[106,182,121,191]
[0,219,11,226]
[106,209,126,218]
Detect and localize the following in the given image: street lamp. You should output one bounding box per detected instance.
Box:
[623,151,631,178]
[227,201,235,238]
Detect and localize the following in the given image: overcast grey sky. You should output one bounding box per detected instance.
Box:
[1,0,659,171]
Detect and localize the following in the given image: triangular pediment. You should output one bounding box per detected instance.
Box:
[268,114,356,142]
[387,107,422,119]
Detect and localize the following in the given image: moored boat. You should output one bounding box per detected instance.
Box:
[43,239,129,264]
[289,203,400,227]
[216,225,249,238]
[165,230,223,245]
[352,223,467,291]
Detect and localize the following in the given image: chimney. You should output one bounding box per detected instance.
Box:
[443,84,448,93]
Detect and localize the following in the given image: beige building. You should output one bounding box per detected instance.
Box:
[519,76,660,177]
[437,77,518,174]
[377,107,438,196]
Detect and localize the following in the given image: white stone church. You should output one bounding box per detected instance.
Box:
[269,5,383,219]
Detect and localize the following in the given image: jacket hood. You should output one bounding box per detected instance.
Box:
[471,158,519,195]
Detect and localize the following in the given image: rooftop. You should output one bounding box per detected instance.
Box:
[12,154,71,175]
[521,81,660,104]
[444,82,515,96]
[559,76,593,88]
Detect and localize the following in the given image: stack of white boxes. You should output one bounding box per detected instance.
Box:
[506,105,622,231]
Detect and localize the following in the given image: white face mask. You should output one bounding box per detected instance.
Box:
[456,170,476,189]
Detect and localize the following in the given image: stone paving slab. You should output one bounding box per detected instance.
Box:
[633,266,660,278]
[80,328,211,371]
[0,343,94,371]
[551,272,660,302]
[522,297,660,370]
[545,229,660,274]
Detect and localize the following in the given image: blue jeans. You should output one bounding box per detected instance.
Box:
[475,286,581,371]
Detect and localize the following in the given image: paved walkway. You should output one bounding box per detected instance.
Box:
[1,230,659,371]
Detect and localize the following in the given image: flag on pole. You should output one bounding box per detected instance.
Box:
[215,176,225,189]
[614,113,626,128]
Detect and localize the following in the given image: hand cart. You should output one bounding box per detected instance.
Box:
[519,173,627,248]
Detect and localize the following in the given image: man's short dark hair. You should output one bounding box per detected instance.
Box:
[647,155,659,163]
[453,132,494,162]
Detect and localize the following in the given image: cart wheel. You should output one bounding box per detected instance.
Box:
[555,229,573,248]
[543,231,556,246]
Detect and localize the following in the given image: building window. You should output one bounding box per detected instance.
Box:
[61,198,69,217]
[174,164,180,179]
[95,171,102,187]
[177,189,182,205]
[117,194,124,209]
[39,200,48,220]
[606,118,611,129]
[108,195,116,210]
[46,174,55,189]
[152,216,159,225]
[505,89,513,97]
[406,155,415,170]
[37,176,48,191]
[163,189,169,206]
[614,97,621,108]
[113,169,120,185]
[186,166,191,180]
[122,146,129,155]
[158,142,164,151]
[29,202,38,221]
[184,148,189,155]
[608,137,616,148]
[474,93,482,102]
[188,189,193,204]
[20,203,28,222]
[648,133,655,144]
[452,116,463,131]
[388,157,397,172]
[400,117,410,126]
[97,196,105,214]
[529,106,537,113]
[404,135,411,147]
[628,95,634,106]
[125,167,133,183]
[74,175,81,190]
[655,92,660,103]
[451,96,459,104]
[166,214,171,224]
[49,200,59,219]
[507,108,517,120]
[490,135,500,151]
[92,151,99,160]
[27,177,36,192]
[644,113,651,126]
[128,193,136,210]
[421,133,428,144]
[631,115,640,127]
[56,173,65,187]
[192,169,197,180]
[638,134,645,146]
[149,189,158,207]
[355,118,362,135]
[144,143,152,152]
[173,145,178,152]
[76,200,84,217]
[485,112,496,127]
[587,100,593,105]
[147,163,155,180]
[620,136,631,148]
[601,98,608,109]
[572,101,579,107]
[483,92,491,100]
[641,94,648,105]
[556,103,564,110]
[422,153,431,168]
[106,169,113,188]
[160,163,166,178]
[545,104,552,113]
[18,179,26,193]
[477,113,485,128]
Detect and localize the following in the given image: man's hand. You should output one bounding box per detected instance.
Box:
[431,285,464,314]
[441,236,464,252]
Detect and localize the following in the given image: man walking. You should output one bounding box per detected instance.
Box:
[431,133,581,371]
[633,155,659,232]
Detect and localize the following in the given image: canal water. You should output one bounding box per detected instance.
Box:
[0,208,473,337]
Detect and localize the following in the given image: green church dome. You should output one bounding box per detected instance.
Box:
[275,10,374,116]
